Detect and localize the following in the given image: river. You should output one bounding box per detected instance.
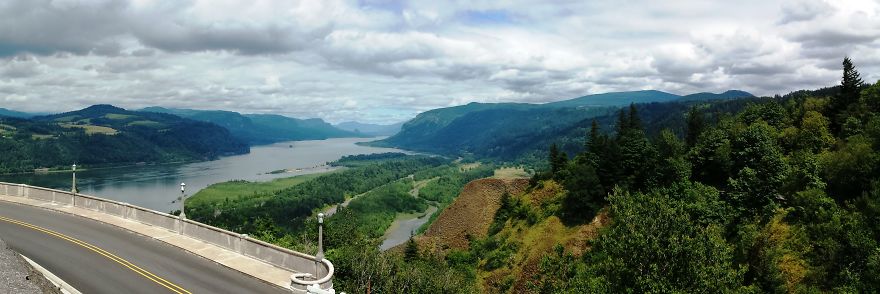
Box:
[0,137,406,213]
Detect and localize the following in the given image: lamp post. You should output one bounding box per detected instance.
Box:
[316,213,324,261]
[71,164,77,194]
[179,182,186,220]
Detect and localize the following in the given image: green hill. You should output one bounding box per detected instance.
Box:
[0,105,247,173]
[141,107,363,144]
[678,90,754,101]
[372,90,753,161]
[545,90,681,108]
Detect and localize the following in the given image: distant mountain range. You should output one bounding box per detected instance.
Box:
[140,107,364,144]
[0,108,45,118]
[371,89,754,158]
[335,121,405,136]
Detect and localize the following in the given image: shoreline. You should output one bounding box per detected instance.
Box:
[0,159,202,176]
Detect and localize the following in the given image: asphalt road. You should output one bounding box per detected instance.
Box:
[0,201,289,294]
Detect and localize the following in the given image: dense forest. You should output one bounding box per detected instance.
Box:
[0,105,247,174]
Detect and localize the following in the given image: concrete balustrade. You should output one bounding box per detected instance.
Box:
[0,182,333,290]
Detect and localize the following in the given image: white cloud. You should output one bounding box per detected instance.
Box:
[0,0,877,123]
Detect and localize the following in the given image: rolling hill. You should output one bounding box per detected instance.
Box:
[141,107,363,144]
[0,105,247,173]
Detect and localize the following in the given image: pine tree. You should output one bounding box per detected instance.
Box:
[616,108,628,135]
[555,149,568,175]
[842,57,864,102]
[831,57,865,119]
[628,103,642,131]
[686,106,705,147]
[616,105,657,189]
[586,120,601,153]
[404,236,419,262]
[549,143,561,174]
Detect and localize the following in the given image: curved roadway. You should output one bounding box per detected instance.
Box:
[0,201,288,294]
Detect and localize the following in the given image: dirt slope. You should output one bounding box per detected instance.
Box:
[419,178,529,254]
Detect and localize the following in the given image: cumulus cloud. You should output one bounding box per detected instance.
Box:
[0,0,878,123]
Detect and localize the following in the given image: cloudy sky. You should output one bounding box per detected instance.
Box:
[0,0,878,124]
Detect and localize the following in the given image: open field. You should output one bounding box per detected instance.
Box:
[127,120,164,127]
[104,113,135,120]
[30,134,54,140]
[492,167,530,179]
[61,123,119,135]
[187,172,331,207]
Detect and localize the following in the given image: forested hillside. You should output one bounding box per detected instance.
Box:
[372,90,753,161]
[141,107,362,144]
[0,105,248,173]
[503,58,880,292]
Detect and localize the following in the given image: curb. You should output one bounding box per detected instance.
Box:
[19,254,81,294]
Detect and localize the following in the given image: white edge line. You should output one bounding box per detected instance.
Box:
[19,254,82,294]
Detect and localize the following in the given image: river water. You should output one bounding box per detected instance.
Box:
[0,137,405,213]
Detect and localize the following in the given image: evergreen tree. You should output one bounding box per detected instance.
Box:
[549,143,568,175]
[686,106,705,147]
[628,103,642,131]
[587,119,601,153]
[549,143,561,174]
[561,163,605,224]
[842,57,864,105]
[831,57,866,125]
[616,109,628,135]
[689,128,732,187]
[404,236,419,262]
[615,106,657,189]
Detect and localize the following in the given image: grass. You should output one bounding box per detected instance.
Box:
[61,124,119,135]
[187,172,330,207]
[459,162,482,171]
[0,124,14,136]
[492,167,530,179]
[31,134,54,140]
[127,120,164,128]
[52,115,80,122]
[104,113,135,120]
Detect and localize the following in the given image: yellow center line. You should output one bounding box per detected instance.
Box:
[0,215,192,294]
